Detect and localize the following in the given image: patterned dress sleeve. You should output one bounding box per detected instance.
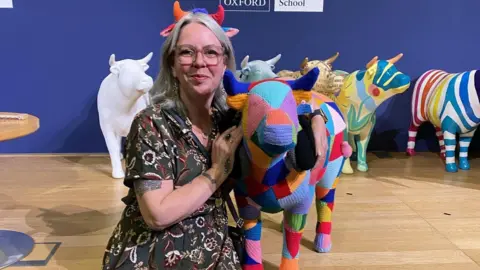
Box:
[123,109,175,189]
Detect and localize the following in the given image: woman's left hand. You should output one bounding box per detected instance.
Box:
[311,113,328,168]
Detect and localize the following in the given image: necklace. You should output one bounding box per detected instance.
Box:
[192,125,210,141]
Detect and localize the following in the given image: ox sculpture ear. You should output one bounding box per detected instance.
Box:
[223,27,239,38]
[223,70,249,110]
[284,67,320,105]
[160,24,175,37]
[138,52,153,71]
[109,54,120,75]
[239,67,250,80]
[234,70,243,79]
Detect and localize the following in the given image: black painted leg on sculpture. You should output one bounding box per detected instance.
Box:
[0,230,35,269]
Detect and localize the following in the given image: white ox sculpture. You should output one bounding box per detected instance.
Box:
[97,52,154,179]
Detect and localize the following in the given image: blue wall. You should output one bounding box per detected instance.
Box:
[1,0,480,154]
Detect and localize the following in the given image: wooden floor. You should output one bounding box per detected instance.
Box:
[2,152,480,269]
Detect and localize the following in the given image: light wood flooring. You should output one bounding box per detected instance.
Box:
[2,152,480,269]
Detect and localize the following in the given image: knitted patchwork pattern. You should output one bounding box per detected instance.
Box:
[223,68,319,202]
[223,66,350,269]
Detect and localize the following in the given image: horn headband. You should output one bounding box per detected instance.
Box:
[160,1,238,37]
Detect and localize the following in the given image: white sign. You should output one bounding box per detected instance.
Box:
[0,0,12,8]
[221,0,270,12]
[274,0,323,12]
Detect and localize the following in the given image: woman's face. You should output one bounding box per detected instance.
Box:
[173,22,227,99]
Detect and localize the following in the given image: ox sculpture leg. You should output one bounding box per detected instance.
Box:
[308,93,351,253]
[313,128,349,252]
[407,124,447,160]
[441,127,477,172]
[341,131,355,174]
[234,181,314,270]
[355,116,375,172]
[233,190,264,269]
[434,127,446,159]
[343,117,375,173]
[280,182,314,269]
[100,121,125,179]
[458,129,477,170]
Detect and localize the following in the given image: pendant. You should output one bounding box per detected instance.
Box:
[215,197,223,207]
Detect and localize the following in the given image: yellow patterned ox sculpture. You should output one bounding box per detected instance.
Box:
[335,54,411,173]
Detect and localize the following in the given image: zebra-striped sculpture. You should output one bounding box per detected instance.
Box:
[406,69,480,173]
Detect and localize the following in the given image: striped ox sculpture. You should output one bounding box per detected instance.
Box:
[406,69,480,172]
[224,67,351,269]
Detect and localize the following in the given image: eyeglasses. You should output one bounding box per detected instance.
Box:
[175,44,225,66]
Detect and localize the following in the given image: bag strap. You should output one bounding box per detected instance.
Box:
[225,193,244,229]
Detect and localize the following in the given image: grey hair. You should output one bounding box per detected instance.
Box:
[150,12,236,117]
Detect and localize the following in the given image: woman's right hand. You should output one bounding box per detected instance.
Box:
[211,125,243,184]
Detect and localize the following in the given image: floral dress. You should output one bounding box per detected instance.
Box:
[102,104,241,270]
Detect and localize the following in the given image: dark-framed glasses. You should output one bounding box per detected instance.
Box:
[175,44,225,66]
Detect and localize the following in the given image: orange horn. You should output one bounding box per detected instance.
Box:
[366,56,378,69]
[210,5,225,25]
[173,1,188,22]
[325,52,339,65]
[388,53,403,64]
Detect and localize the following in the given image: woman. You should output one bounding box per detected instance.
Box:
[102,11,243,269]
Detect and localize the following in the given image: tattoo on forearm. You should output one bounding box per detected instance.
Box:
[202,172,217,187]
[224,158,231,174]
[134,180,162,197]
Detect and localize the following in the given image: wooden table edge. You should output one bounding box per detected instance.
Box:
[0,114,40,142]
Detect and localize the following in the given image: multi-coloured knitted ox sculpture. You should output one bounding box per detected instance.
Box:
[223,67,351,270]
[406,69,480,172]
